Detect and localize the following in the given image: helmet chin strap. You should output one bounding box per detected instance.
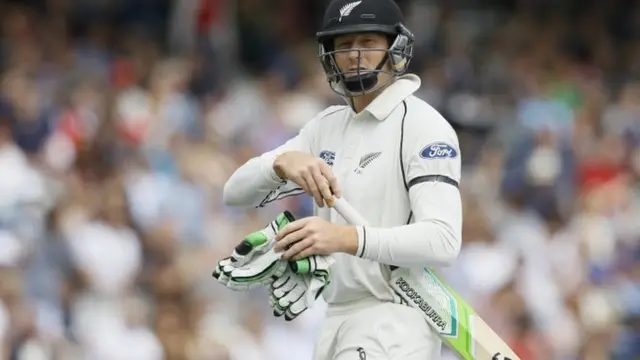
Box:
[342,53,389,94]
[344,71,378,93]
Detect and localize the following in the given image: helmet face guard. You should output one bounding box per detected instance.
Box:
[317,23,414,98]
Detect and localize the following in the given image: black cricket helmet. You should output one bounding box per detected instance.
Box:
[316,0,414,97]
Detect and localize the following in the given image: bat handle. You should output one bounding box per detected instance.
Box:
[329,196,369,226]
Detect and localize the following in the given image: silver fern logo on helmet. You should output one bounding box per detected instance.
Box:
[338,1,362,22]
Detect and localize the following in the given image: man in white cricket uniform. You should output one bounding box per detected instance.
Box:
[223,0,462,359]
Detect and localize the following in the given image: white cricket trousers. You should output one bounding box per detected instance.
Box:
[313,301,442,360]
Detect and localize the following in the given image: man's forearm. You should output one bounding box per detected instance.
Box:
[223,153,284,207]
[354,221,461,267]
[353,183,462,268]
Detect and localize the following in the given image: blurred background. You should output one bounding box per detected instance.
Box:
[0,0,638,359]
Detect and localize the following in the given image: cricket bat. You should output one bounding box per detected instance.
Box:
[330,197,521,360]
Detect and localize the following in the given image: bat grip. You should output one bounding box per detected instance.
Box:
[329,197,369,226]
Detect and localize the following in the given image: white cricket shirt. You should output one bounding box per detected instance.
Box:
[223,74,462,313]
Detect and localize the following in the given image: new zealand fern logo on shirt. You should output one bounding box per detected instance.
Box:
[354,152,382,174]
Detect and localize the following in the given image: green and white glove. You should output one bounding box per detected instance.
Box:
[213,211,295,291]
[269,255,334,321]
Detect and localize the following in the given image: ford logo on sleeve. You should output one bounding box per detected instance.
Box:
[420,142,458,159]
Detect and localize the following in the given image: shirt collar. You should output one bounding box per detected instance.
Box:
[363,74,421,121]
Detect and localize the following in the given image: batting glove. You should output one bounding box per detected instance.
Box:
[269,255,334,321]
[213,211,295,291]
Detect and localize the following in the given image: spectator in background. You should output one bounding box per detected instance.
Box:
[0,1,637,359]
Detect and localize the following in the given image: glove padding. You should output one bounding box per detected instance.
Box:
[269,255,334,321]
[213,211,295,291]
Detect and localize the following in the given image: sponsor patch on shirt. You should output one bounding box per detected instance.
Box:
[419,142,458,160]
[319,150,336,166]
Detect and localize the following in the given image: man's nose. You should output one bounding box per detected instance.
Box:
[347,48,362,64]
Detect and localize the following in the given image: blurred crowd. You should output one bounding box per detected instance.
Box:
[0,0,638,359]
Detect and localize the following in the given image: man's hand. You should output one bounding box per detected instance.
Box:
[273,151,341,207]
[274,217,358,260]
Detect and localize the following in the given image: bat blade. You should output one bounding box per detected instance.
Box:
[469,314,520,360]
[331,197,521,360]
